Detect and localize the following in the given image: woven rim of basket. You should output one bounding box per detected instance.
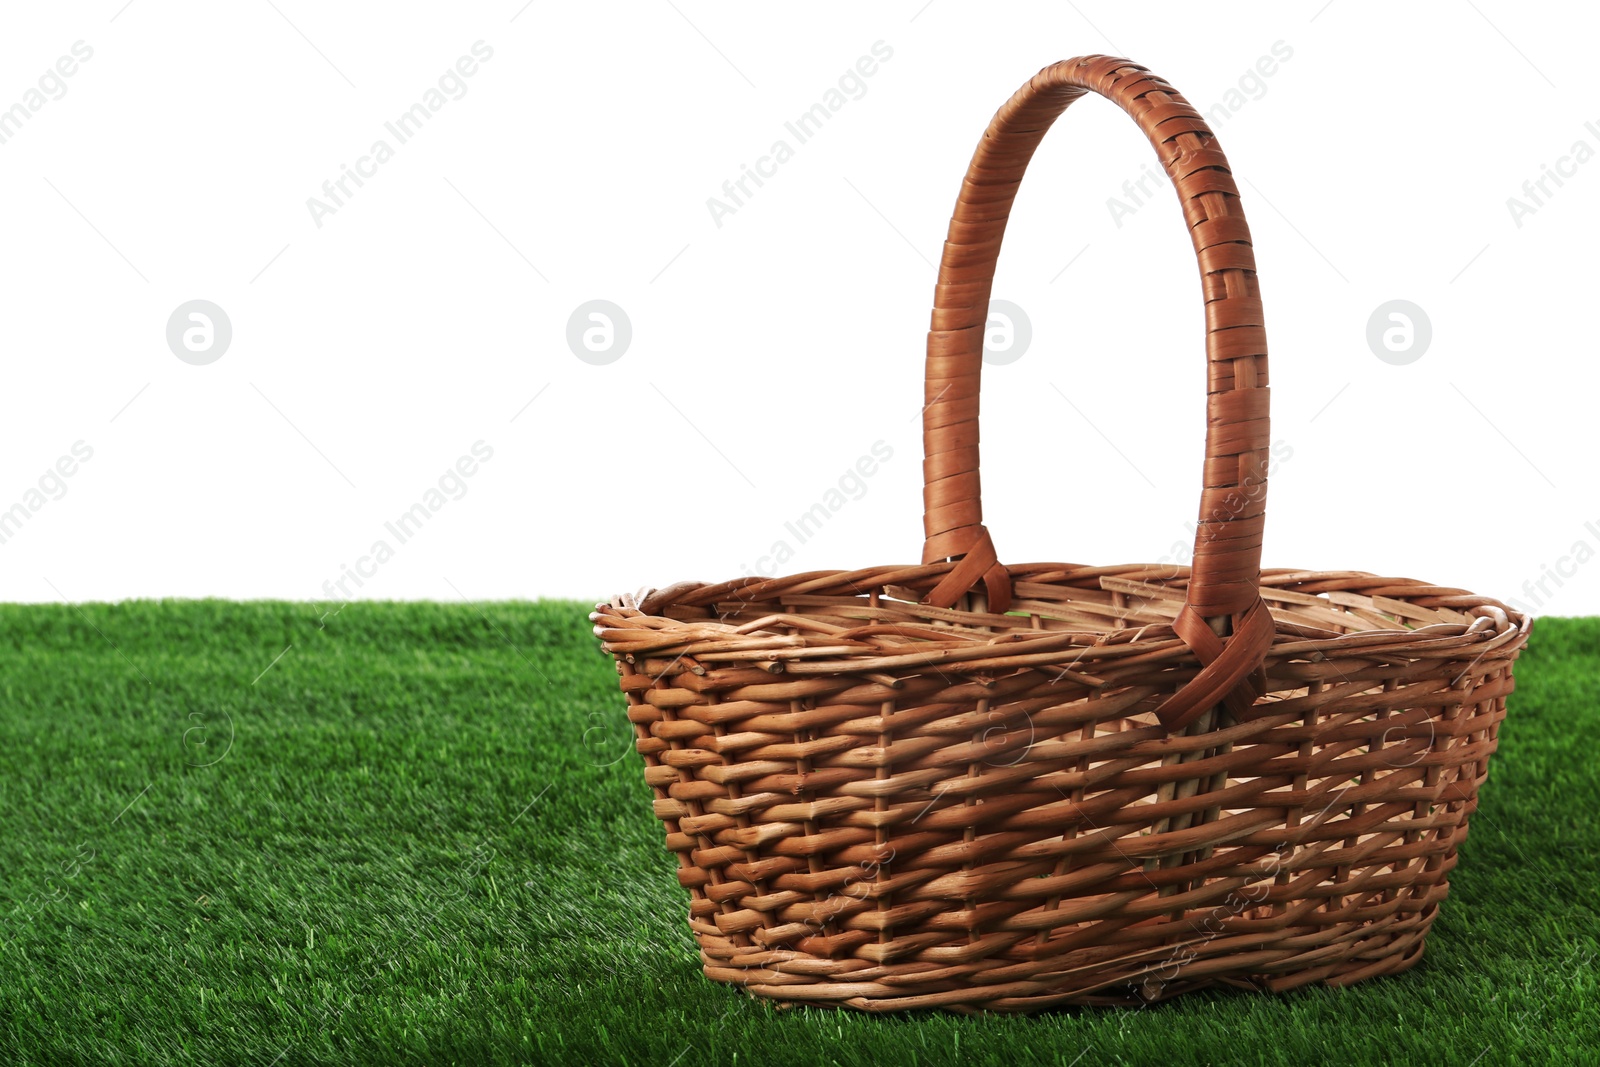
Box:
[591,562,1530,688]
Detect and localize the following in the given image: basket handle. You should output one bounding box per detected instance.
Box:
[919,56,1273,733]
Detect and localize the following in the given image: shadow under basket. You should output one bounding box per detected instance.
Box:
[590,55,1532,1013]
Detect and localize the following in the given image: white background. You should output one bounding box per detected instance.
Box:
[1,1,1594,613]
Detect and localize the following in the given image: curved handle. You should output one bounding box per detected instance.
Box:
[919,56,1272,732]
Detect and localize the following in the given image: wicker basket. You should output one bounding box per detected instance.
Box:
[591,55,1531,1012]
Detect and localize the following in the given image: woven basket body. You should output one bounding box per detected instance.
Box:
[591,56,1530,1012]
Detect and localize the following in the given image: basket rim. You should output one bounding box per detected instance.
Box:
[592,561,1531,680]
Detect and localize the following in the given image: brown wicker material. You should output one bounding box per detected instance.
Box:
[590,55,1531,1012]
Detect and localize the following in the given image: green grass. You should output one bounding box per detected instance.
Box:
[0,602,1595,1066]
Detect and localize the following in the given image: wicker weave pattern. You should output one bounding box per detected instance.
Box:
[590,56,1531,1012]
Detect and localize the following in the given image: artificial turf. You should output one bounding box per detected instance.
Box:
[0,601,1594,1066]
